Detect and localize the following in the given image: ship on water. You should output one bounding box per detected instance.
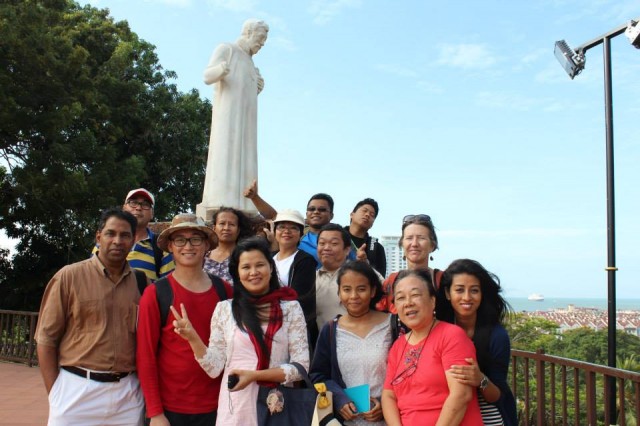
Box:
[528,293,545,301]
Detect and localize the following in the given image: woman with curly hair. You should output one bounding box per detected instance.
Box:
[203,207,254,283]
[437,259,517,426]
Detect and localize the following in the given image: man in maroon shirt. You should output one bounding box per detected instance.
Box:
[136,214,232,426]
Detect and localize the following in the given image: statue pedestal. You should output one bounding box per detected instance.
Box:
[195,203,258,223]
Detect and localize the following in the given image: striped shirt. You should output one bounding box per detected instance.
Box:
[92,228,174,281]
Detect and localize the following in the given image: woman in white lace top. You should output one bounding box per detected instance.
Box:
[171,237,309,425]
[310,260,392,425]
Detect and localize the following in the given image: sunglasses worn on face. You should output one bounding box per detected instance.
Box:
[402,214,432,225]
[307,207,329,213]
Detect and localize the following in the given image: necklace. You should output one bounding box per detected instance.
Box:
[347,309,370,319]
[391,319,438,385]
[408,318,437,345]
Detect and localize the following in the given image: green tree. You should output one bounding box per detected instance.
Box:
[505,313,559,352]
[0,0,210,309]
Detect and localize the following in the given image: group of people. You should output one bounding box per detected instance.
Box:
[35,185,517,426]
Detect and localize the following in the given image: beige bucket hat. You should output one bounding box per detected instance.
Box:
[157,213,217,252]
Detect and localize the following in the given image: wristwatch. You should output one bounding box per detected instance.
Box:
[479,375,489,390]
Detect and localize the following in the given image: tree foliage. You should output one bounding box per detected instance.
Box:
[0,0,211,309]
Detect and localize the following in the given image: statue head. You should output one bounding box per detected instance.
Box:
[240,19,269,55]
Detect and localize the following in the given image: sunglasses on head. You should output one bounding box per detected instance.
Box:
[402,214,432,225]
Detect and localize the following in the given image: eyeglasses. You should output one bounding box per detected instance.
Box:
[402,214,431,224]
[307,206,329,213]
[275,224,300,232]
[170,236,205,247]
[391,363,418,386]
[126,200,152,210]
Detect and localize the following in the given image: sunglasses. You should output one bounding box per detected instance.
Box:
[402,214,432,224]
[391,363,418,386]
[307,207,330,213]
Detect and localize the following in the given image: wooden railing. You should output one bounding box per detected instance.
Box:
[512,349,640,425]
[0,310,38,366]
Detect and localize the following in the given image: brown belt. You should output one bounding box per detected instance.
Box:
[62,366,132,383]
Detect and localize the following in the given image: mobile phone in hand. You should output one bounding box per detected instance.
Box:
[228,374,239,389]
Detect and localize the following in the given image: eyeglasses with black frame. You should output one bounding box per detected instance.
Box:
[402,214,432,225]
[126,199,152,210]
[170,236,205,247]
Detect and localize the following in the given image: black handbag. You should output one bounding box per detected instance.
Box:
[256,362,330,426]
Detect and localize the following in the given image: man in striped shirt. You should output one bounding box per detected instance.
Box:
[94,188,174,281]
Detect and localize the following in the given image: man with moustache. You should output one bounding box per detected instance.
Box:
[36,208,145,425]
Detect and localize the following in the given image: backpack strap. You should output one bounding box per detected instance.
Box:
[433,268,443,290]
[156,274,228,329]
[150,232,164,278]
[155,276,173,328]
[208,273,229,301]
[134,270,147,296]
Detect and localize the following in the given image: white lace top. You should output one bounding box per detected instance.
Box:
[196,300,310,425]
[336,316,392,426]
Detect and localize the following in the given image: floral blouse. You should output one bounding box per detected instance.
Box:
[203,256,233,284]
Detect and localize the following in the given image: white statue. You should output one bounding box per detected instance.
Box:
[196,19,269,220]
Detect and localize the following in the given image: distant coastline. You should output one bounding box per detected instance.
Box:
[506,297,640,312]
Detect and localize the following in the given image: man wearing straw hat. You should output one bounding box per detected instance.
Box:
[137,214,232,425]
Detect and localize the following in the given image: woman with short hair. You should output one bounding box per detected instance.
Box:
[377,214,442,314]
[381,269,483,425]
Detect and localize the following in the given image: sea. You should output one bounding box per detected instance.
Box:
[505,297,640,312]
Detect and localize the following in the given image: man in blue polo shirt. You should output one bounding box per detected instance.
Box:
[298,193,334,265]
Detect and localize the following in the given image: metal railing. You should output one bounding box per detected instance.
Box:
[512,349,640,425]
[2,309,640,425]
[0,310,38,366]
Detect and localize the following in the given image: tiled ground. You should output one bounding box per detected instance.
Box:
[0,362,48,425]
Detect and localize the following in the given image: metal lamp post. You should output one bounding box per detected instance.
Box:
[554,18,639,424]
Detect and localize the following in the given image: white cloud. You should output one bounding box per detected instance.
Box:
[521,48,549,65]
[475,91,538,111]
[308,0,362,26]
[375,64,418,79]
[436,43,498,69]
[269,35,296,52]
[442,228,596,239]
[208,0,258,13]
[156,0,192,7]
[416,80,444,94]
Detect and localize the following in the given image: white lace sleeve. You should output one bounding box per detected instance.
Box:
[195,300,228,378]
[280,301,310,384]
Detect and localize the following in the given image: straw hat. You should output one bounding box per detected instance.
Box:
[157,213,216,252]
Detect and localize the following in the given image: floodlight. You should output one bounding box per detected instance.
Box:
[554,40,585,79]
[625,20,640,48]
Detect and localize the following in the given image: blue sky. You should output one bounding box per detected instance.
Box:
[3,0,639,300]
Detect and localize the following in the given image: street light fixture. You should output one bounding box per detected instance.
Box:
[554,40,585,79]
[554,17,639,425]
[625,19,640,48]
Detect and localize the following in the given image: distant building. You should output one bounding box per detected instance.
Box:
[524,307,640,337]
[380,235,405,277]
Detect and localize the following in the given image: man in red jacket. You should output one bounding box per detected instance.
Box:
[136,214,232,426]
